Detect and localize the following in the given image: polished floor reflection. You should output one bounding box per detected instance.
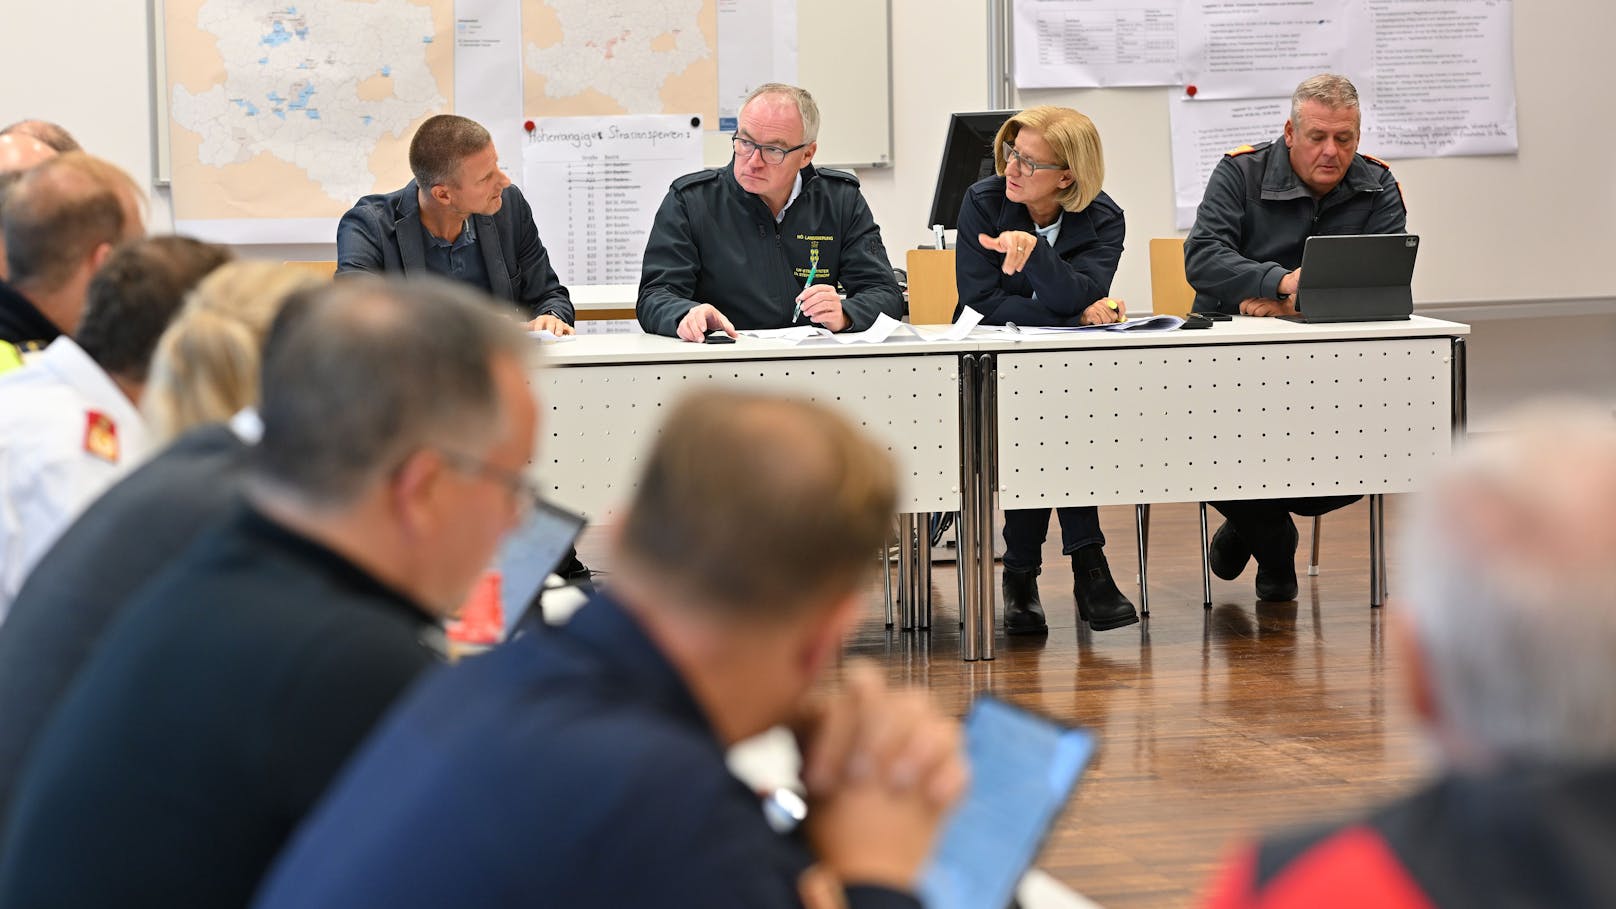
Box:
[580,497,1429,908]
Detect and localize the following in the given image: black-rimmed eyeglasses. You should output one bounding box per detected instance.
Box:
[732,133,811,165]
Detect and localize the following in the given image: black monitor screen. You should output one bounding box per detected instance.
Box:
[928,110,1018,232]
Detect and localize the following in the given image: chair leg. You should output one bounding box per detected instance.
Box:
[1134,504,1150,616]
[1198,502,1212,608]
[1308,514,1322,577]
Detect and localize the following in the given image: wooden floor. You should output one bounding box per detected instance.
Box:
[582,496,1432,908]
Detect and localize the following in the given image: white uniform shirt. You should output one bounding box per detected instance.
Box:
[0,337,151,621]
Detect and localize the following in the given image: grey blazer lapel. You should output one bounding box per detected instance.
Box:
[477,214,514,301]
[394,186,428,276]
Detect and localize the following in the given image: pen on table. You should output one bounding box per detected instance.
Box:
[792,249,819,324]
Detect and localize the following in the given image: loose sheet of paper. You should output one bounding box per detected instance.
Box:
[1168,97,1291,229]
[1012,0,1181,88]
[831,312,909,345]
[922,306,985,342]
[1355,0,1518,157]
[454,0,526,183]
[1176,0,1352,100]
[738,326,830,345]
[717,0,799,131]
[522,116,702,287]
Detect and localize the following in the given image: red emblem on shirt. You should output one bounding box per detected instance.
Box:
[83,410,120,464]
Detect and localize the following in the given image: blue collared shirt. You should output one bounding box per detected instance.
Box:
[420,218,492,293]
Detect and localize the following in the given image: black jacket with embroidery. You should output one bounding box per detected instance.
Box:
[636,161,902,336]
[1184,137,1406,314]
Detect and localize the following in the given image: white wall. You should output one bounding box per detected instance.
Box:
[3,0,1612,419]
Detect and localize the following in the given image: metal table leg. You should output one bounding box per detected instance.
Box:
[1369,494,1385,608]
[1198,502,1212,608]
[976,354,998,661]
[958,355,984,661]
[1134,504,1150,616]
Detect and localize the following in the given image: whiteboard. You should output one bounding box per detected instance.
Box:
[700,0,892,169]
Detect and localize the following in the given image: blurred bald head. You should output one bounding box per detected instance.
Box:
[0,133,55,174]
[0,134,61,281]
[1,119,80,153]
[2,153,145,331]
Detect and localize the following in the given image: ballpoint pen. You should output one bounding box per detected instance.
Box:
[792,248,820,324]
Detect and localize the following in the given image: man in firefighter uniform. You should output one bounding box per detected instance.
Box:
[637,83,902,342]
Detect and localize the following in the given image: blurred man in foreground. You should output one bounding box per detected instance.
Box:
[1206,402,1616,908]
[255,391,966,909]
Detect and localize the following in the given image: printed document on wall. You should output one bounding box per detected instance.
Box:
[1354,0,1517,158]
[454,0,525,184]
[1012,0,1180,88]
[522,115,702,286]
[717,0,798,131]
[1168,97,1291,229]
[1177,0,1354,100]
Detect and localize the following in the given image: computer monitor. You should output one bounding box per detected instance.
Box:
[928,110,1018,232]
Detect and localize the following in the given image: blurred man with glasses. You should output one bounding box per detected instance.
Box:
[637,83,902,342]
[0,276,538,908]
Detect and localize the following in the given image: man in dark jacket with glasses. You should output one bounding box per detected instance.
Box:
[637,83,902,342]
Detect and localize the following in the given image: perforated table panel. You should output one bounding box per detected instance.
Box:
[994,338,1455,509]
[537,355,963,519]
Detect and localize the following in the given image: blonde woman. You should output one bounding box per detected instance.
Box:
[143,261,322,443]
[954,106,1136,634]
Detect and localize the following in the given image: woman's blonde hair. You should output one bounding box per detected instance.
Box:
[142,261,323,443]
[992,106,1106,213]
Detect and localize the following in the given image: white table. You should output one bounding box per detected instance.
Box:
[534,333,977,520]
[530,316,1470,661]
[954,315,1470,658]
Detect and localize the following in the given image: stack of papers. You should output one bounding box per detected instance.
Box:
[984,315,1186,336]
[527,330,577,343]
[739,313,915,346]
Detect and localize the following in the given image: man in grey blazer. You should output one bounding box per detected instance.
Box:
[338,115,589,579]
[337,115,575,334]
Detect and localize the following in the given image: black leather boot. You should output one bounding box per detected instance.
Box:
[1001,568,1048,635]
[1071,545,1139,631]
[1251,517,1300,602]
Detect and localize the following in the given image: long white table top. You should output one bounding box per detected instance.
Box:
[971,313,1469,352]
[539,315,1469,366]
[537,331,982,365]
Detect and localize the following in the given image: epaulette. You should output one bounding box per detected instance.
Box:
[814,166,860,186]
[671,168,722,191]
[1224,144,1260,157]
[1360,153,1392,170]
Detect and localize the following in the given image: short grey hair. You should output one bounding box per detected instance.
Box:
[742,83,821,144]
[1400,400,1616,766]
[1290,73,1360,127]
[408,114,493,189]
[251,276,532,507]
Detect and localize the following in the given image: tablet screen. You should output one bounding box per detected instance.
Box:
[918,697,1096,909]
[496,498,586,636]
